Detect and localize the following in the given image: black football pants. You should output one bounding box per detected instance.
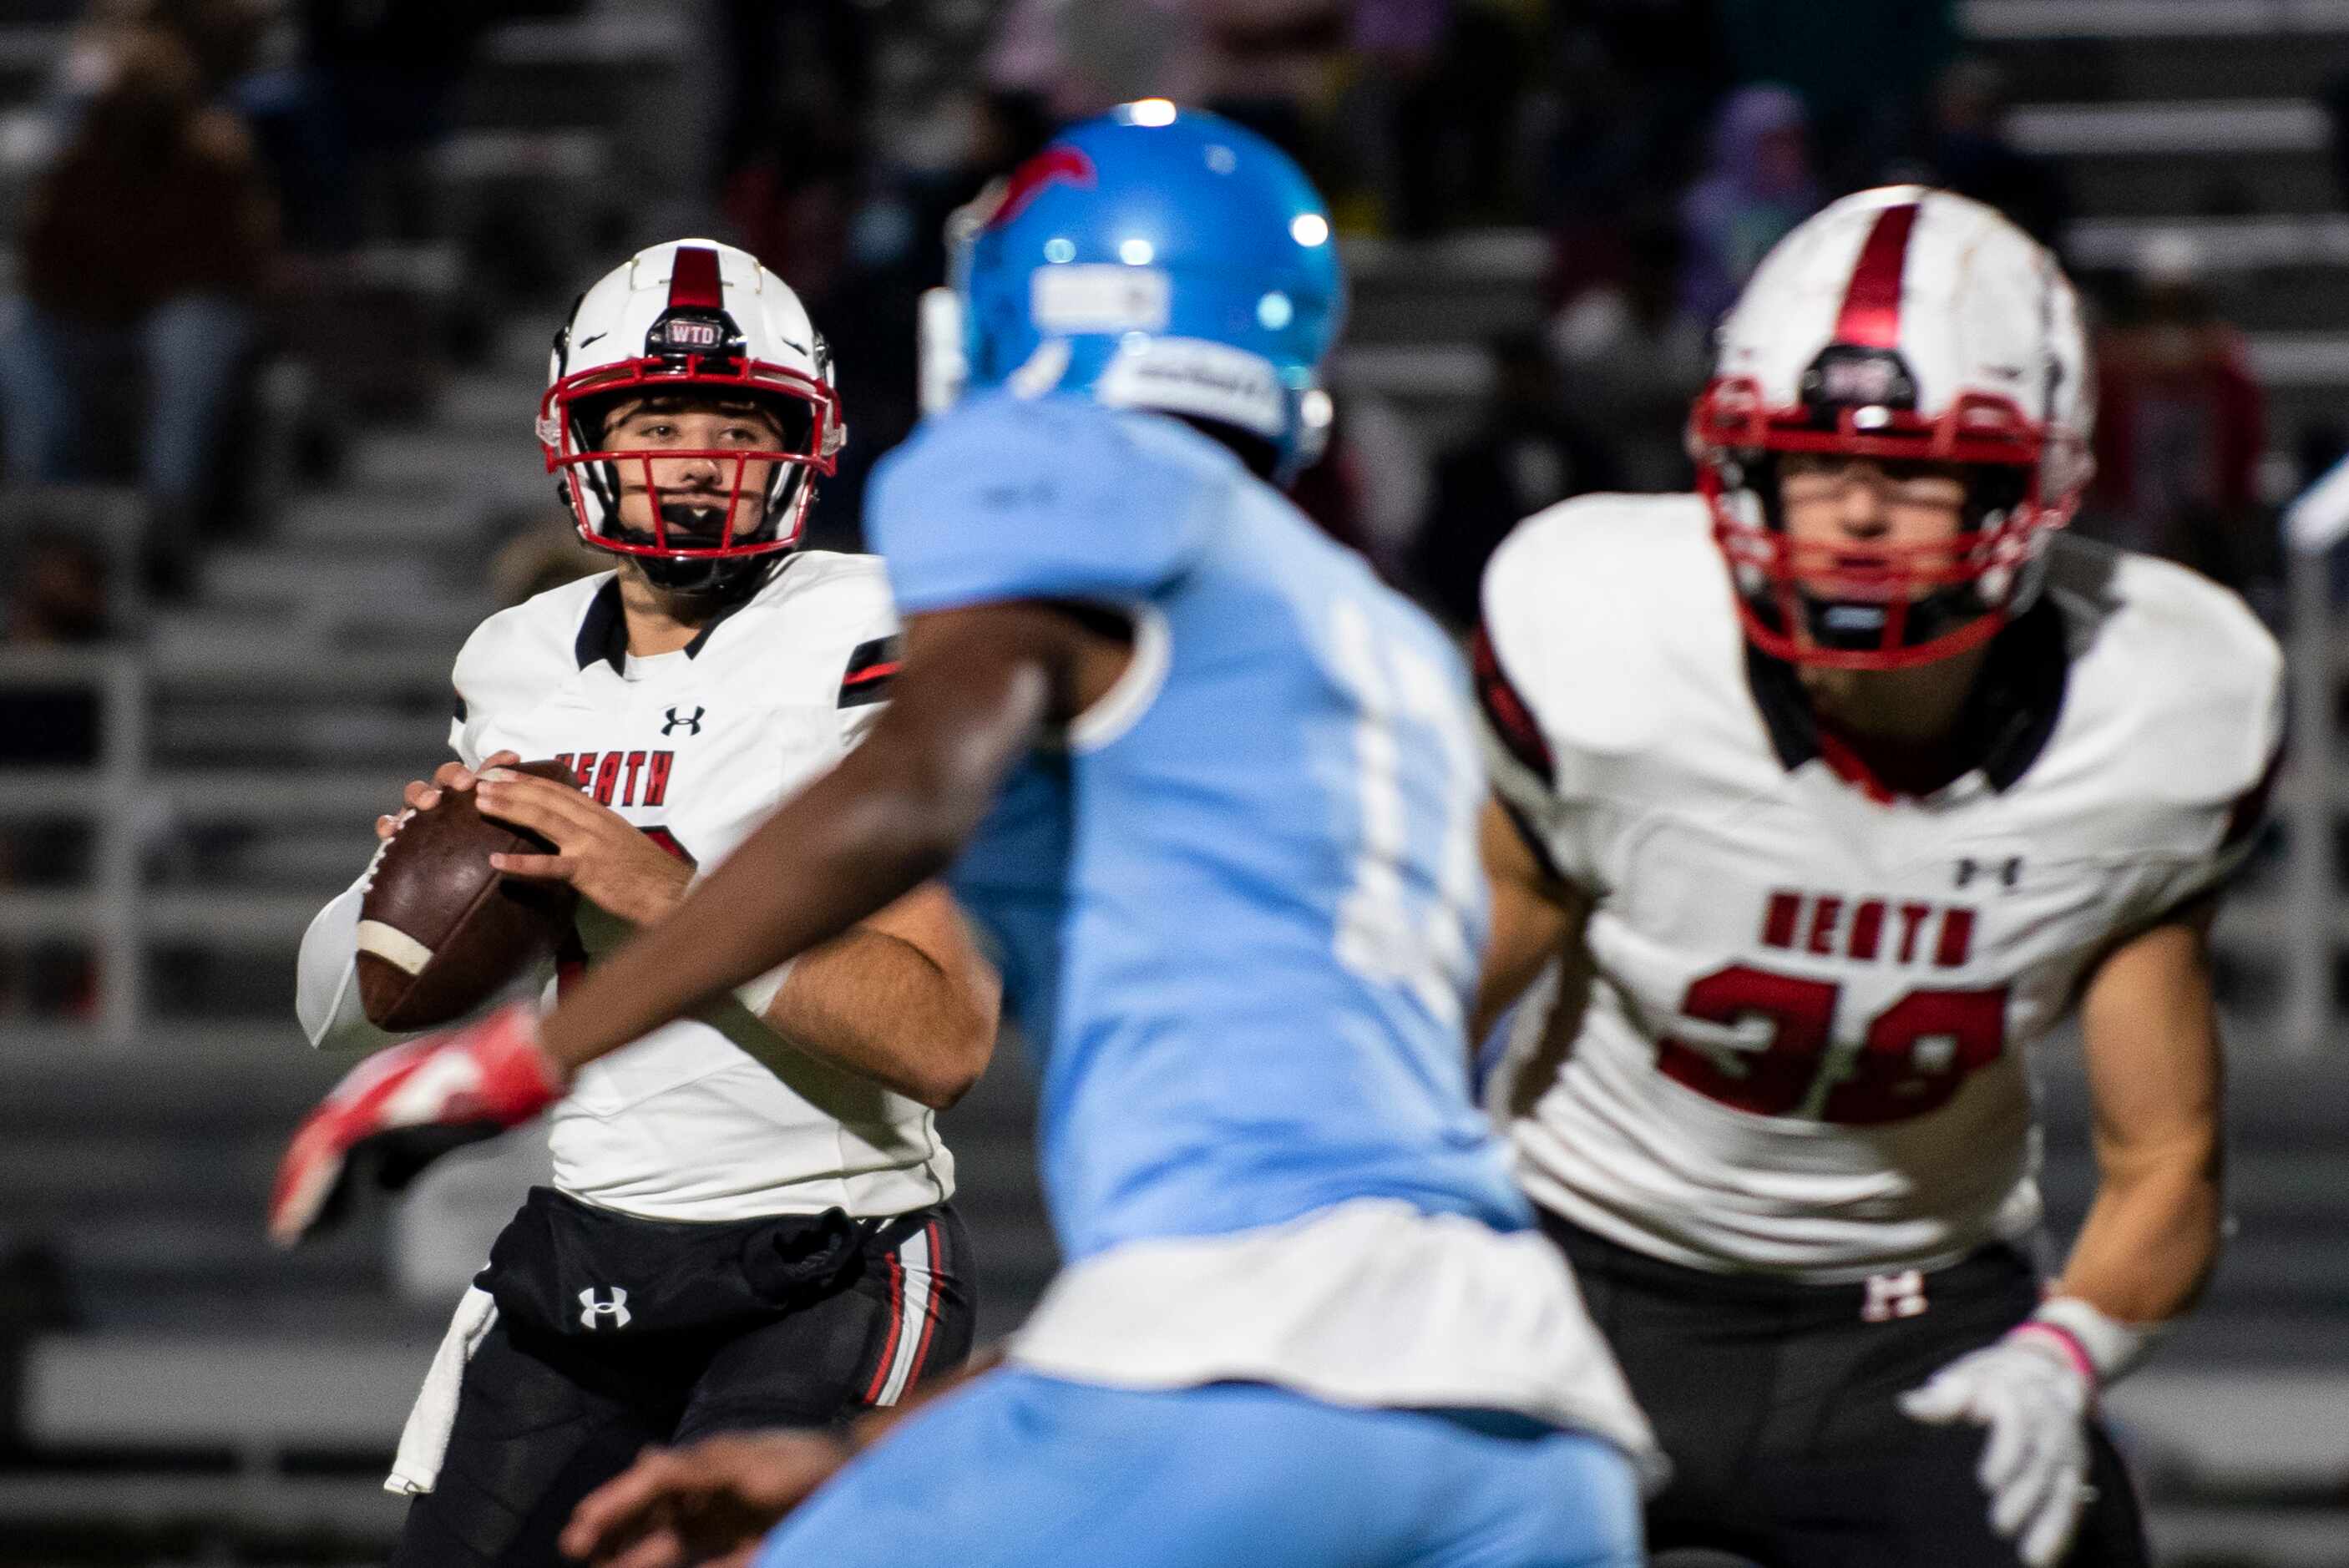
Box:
[1544,1212,2149,1568]
[392,1201,973,1568]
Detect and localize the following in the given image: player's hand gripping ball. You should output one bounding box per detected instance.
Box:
[471,763,697,928]
[357,757,581,1029]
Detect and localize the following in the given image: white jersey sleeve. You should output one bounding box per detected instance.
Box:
[303,620,486,1053]
[296,858,402,1053]
[301,584,600,1052]
[814,559,903,756]
[448,625,486,769]
[447,585,585,769]
[1476,494,1706,893]
[2087,551,2284,928]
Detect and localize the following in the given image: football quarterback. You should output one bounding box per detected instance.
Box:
[291,240,998,1567]
[1476,188,2281,1568]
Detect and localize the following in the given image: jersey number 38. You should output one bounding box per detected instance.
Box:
[1658,964,2008,1125]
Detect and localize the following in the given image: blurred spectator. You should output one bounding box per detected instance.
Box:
[1347,0,1530,236]
[1194,0,1349,158]
[1715,0,1955,190]
[0,532,109,768]
[1547,220,1709,493]
[1921,56,2068,250]
[1408,331,1621,630]
[2088,235,2276,609]
[990,0,1346,159]
[988,0,1205,121]
[1678,83,1817,329]
[300,0,488,244]
[5,535,110,650]
[891,90,1056,290]
[108,0,267,94]
[2323,68,2349,209]
[1289,412,1374,557]
[1535,0,1720,235]
[819,90,1056,542]
[24,1,265,142]
[1531,1,1722,343]
[716,0,876,304]
[0,535,108,947]
[238,0,530,252]
[717,0,874,191]
[0,27,273,588]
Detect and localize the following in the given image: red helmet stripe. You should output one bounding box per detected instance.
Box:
[1832,203,1921,350]
[990,146,1097,230]
[667,245,725,311]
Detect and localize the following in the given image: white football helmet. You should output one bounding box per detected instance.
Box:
[539,239,845,591]
[1688,186,2093,669]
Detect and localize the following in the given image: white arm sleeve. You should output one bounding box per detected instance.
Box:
[296,844,406,1054]
[305,616,525,1049]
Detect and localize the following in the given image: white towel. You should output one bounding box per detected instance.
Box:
[386,1284,499,1495]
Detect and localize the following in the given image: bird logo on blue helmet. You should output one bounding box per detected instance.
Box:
[936,100,1345,482]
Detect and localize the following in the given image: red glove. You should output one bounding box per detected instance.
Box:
[268,1001,564,1247]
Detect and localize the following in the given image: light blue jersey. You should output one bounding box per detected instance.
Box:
[868,390,1529,1261]
[753,108,1648,1568]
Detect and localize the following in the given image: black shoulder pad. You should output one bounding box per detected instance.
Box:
[838,635,903,709]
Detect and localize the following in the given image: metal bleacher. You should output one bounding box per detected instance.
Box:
[1972,0,2349,448]
[0,0,2344,1561]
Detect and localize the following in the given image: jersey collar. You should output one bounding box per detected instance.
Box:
[572,559,801,674]
[573,578,629,674]
[1743,597,2069,799]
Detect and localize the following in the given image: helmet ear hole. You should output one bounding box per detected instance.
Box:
[1964,467,2030,530]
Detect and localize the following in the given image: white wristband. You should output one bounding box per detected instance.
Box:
[733,956,801,1019]
[2029,1296,2163,1386]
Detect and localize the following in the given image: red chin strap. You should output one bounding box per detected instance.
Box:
[1690,376,2081,671]
[539,355,841,561]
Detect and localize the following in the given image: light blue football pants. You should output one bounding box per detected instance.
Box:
[754,1369,1643,1567]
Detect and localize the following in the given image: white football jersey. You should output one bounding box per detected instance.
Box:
[1478,496,2281,1279]
[446,553,954,1222]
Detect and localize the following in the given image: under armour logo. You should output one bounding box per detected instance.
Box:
[1956,856,2022,891]
[661,706,705,736]
[1861,1270,1928,1323]
[579,1287,631,1329]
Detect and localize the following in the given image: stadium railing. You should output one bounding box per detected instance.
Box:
[0,646,147,1039]
[2281,454,2349,1052]
[0,489,152,1040]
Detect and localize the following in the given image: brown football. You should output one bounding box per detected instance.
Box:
[357,759,581,1031]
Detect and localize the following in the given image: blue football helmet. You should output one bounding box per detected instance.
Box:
[944,101,1344,481]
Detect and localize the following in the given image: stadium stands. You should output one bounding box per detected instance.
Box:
[0,0,2344,1561]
